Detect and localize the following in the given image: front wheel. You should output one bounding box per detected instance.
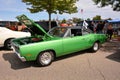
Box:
[91,42,99,52]
[37,51,54,66]
[4,38,14,50]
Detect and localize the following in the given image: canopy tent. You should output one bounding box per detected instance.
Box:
[107,19,120,23]
[107,19,120,30]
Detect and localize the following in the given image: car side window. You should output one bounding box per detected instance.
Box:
[82,29,90,35]
[64,29,71,37]
[71,29,82,36]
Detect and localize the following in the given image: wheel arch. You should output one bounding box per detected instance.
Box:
[4,37,15,50]
[95,40,101,46]
[4,37,15,45]
[37,49,56,60]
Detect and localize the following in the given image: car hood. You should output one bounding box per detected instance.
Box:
[16,14,52,38]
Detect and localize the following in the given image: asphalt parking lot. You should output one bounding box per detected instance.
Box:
[0,41,120,80]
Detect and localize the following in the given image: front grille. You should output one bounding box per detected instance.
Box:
[12,43,19,53]
[14,46,19,53]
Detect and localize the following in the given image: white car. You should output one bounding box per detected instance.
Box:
[0,27,31,49]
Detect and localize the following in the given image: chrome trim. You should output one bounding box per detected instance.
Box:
[15,52,26,62]
[12,44,26,62]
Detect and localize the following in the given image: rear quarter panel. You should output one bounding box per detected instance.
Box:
[82,33,107,47]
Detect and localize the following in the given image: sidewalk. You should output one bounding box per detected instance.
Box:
[106,35,120,45]
[112,36,120,42]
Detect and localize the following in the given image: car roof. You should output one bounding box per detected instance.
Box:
[57,26,92,32]
[57,26,90,30]
[58,26,82,29]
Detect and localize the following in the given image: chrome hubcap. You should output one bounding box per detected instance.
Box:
[40,52,52,65]
[7,40,12,49]
[93,43,98,51]
[8,43,11,48]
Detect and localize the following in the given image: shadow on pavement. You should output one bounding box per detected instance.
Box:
[2,41,120,70]
[106,49,120,62]
[0,46,12,51]
[0,47,6,51]
[55,50,87,62]
[2,50,88,70]
[100,41,120,52]
[102,41,120,62]
[2,52,39,70]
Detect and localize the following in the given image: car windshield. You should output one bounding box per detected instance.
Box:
[48,27,67,37]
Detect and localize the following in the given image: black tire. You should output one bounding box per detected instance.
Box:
[37,51,54,66]
[90,42,99,52]
[4,38,14,50]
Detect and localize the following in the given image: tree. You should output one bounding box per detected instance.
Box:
[61,18,67,23]
[22,0,78,30]
[107,18,112,20]
[86,18,91,21]
[92,0,120,11]
[92,15,101,20]
[72,17,82,23]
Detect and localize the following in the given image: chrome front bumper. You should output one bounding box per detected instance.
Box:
[14,51,26,62]
[12,44,26,62]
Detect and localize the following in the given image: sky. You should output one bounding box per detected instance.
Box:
[0,0,120,21]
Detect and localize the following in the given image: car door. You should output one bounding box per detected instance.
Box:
[62,28,90,55]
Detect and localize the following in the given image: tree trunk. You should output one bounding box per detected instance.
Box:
[48,12,51,30]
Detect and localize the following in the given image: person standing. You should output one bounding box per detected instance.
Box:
[96,21,104,34]
[103,21,109,34]
[88,21,94,32]
[107,23,113,41]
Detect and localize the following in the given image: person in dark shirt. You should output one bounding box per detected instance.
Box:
[107,23,113,41]
[96,21,104,34]
[88,21,95,32]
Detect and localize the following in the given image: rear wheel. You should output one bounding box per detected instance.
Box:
[37,51,54,66]
[91,42,99,52]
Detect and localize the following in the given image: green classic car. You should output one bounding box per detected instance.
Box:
[12,15,107,66]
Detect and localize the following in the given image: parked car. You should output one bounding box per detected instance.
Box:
[0,27,31,49]
[12,15,107,66]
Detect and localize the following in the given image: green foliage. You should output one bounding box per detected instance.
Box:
[22,0,78,14]
[22,0,78,29]
[92,15,101,20]
[86,18,91,21]
[61,19,67,23]
[92,0,120,11]
[72,17,82,23]
[107,18,112,20]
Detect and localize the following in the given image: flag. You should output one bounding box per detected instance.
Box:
[81,9,83,14]
[83,20,88,29]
